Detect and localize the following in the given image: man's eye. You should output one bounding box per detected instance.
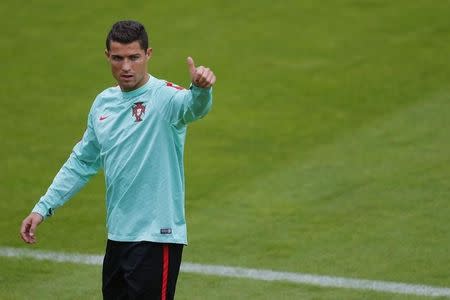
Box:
[112,56,122,61]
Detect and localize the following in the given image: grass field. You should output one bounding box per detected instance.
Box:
[1,0,449,299]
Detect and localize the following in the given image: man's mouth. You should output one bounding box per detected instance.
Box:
[121,74,133,80]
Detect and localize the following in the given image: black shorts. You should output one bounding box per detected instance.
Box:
[102,240,184,300]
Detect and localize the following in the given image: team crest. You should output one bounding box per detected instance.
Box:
[132,102,146,122]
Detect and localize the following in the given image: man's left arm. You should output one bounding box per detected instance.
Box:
[162,57,216,126]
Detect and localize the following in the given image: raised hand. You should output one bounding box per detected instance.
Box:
[187,57,216,88]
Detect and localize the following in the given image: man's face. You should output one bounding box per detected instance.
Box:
[105,41,152,92]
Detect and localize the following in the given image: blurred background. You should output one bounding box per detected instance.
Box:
[0,0,449,299]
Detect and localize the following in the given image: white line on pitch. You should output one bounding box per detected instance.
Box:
[1,246,449,297]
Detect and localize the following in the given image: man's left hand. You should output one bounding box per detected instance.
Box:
[187,57,216,88]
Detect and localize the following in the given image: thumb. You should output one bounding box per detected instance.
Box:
[187,56,196,79]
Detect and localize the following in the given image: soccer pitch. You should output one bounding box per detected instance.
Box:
[1,0,449,299]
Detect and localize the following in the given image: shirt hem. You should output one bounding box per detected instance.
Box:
[107,233,188,245]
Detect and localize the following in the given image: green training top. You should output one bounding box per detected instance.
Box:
[32,75,212,244]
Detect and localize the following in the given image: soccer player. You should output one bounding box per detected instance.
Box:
[19,20,215,300]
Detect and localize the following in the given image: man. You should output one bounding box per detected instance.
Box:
[20,20,215,299]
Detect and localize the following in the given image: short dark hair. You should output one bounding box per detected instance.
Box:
[106,20,149,51]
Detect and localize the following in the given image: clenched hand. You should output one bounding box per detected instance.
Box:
[187,57,216,88]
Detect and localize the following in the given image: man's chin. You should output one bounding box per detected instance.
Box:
[119,81,137,92]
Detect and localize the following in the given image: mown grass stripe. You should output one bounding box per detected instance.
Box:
[1,246,449,297]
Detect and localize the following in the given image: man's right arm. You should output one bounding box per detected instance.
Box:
[20,112,101,243]
[158,57,215,127]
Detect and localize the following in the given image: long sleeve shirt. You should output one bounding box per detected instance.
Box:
[32,75,212,244]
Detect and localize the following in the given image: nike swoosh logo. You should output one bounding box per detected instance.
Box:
[99,115,109,121]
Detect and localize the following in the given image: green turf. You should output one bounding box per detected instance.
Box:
[1,0,449,298]
[1,257,446,300]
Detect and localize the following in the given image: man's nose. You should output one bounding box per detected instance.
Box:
[122,59,132,71]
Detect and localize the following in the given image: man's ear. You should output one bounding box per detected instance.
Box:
[105,49,110,59]
[146,48,153,60]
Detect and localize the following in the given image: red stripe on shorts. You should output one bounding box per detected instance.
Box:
[161,245,169,300]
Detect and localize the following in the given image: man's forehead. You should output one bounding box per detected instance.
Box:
[108,41,145,54]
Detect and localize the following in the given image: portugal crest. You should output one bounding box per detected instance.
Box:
[132,102,146,122]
